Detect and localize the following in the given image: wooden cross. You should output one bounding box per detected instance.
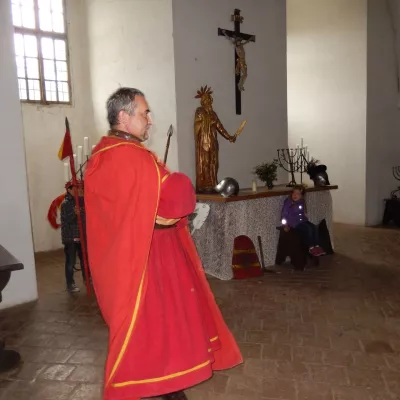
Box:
[218,9,256,115]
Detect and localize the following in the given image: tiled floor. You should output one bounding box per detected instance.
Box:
[1,223,400,399]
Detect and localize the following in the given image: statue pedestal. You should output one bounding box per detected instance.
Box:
[193,185,338,280]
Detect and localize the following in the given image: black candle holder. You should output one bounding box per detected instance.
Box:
[277,146,310,187]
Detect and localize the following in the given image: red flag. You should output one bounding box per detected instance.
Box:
[58,118,73,160]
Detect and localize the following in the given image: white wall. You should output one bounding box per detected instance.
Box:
[31,0,287,251]
[22,0,95,252]
[287,0,368,225]
[172,0,288,188]
[366,0,400,225]
[0,0,38,308]
[85,0,179,171]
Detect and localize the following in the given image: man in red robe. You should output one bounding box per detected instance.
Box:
[85,88,242,400]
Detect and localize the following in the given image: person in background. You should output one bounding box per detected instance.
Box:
[61,181,88,293]
[281,185,326,257]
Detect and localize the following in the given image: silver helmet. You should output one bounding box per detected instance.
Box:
[314,173,329,186]
[215,177,240,198]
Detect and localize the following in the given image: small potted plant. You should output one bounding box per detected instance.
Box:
[253,159,279,189]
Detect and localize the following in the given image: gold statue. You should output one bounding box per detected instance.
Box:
[221,29,255,91]
[194,86,246,193]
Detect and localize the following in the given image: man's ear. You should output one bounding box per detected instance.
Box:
[117,110,125,125]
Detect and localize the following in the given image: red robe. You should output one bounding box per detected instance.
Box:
[85,136,242,400]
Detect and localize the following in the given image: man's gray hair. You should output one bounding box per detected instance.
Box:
[106,87,145,127]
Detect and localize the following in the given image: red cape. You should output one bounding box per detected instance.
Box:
[85,137,242,399]
[85,137,161,386]
[47,193,65,229]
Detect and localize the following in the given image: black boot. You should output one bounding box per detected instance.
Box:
[161,391,188,400]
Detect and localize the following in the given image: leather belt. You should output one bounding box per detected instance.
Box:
[154,223,177,230]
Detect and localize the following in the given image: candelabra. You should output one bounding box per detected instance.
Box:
[277,138,311,187]
[391,166,400,198]
[63,137,95,183]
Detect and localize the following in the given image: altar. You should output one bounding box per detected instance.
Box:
[192,185,338,280]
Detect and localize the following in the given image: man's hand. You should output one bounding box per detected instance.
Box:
[284,226,290,232]
[156,216,180,226]
[229,135,237,143]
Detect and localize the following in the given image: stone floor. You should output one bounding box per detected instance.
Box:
[1,223,400,399]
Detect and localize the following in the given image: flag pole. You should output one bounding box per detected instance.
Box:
[65,118,91,296]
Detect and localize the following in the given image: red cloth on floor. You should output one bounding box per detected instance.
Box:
[85,136,242,400]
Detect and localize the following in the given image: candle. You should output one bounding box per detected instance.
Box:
[83,137,89,156]
[77,146,83,166]
[252,180,257,192]
[301,138,304,148]
[92,145,96,152]
[73,153,77,168]
[64,163,70,182]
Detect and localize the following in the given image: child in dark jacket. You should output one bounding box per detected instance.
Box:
[61,182,88,292]
[281,185,326,257]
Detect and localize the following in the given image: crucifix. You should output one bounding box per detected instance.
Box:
[218,9,256,115]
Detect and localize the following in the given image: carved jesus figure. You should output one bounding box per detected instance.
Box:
[222,29,255,91]
[194,86,237,193]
